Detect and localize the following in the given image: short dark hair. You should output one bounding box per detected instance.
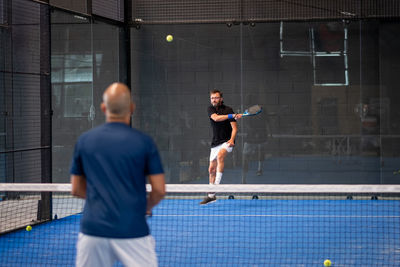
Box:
[210,89,222,97]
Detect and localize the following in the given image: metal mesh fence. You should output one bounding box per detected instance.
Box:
[92,0,124,22]
[0,0,51,183]
[0,0,5,25]
[132,0,400,24]
[132,0,241,24]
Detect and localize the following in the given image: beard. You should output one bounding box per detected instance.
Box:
[212,100,222,107]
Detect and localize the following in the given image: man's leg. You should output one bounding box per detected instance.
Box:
[112,235,158,267]
[208,159,217,185]
[215,142,233,184]
[215,148,228,184]
[200,160,217,205]
[76,233,115,267]
[200,143,231,205]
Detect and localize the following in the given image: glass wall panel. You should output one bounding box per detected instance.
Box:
[51,10,93,182]
[0,28,7,183]
[241,21,370,184]
[92,20,126,126]
[51,10,126,182]
[131,25,242,183]
[131,21,400,184]
[378,21,400,183]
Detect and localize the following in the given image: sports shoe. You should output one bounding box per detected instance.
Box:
[200,196,216,205]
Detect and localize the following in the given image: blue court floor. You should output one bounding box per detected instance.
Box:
[0,198,399,266]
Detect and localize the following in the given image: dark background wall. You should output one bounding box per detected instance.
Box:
[0,0,399,184]
[131,21,400,184]
[0,0,50,183]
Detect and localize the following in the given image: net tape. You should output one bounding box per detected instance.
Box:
[1,183,400,193]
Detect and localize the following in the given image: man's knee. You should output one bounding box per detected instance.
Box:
[208,161,217,173]
[208,165,216,174]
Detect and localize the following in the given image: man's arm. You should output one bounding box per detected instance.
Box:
[147,173,166,215]
[71,174,87,199]
[210,113,241,122]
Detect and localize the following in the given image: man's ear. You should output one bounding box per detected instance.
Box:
[101,102,106,114]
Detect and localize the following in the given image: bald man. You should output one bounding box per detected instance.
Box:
[70,83,166,267]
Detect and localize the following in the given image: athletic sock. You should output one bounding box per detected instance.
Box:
[215,172,223,185]
[208,183,215,198]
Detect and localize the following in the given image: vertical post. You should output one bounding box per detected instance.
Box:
[39,3,52,221]
[87,0,92,15]
[124,0,131,87]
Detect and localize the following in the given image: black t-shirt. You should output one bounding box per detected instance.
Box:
[207,104,235,147]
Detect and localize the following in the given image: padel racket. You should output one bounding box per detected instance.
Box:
[242,105,262,117]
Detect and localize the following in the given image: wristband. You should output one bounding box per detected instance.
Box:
[228,114,233,119]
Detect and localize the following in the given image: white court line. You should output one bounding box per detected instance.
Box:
[153,214,400,218]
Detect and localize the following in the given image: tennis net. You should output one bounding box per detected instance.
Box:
[1,183,400,266]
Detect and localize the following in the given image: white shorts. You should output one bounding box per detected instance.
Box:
[76,233,157,267]
[209,142,233,161]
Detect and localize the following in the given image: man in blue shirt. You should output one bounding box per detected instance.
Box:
[70,82,165,267]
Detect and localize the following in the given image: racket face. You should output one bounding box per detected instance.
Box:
[243,105,262,116]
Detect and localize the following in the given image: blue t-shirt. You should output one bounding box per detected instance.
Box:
[70,122,164,238]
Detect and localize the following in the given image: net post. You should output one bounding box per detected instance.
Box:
[39,3,52,223]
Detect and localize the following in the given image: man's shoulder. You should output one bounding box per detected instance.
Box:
[222,104,233,111]
[77,124,102,138]
[207,105,216,116]
[132,128,153,141]
[220,104,233,114]
[128,128,156,146]
[79,123,148,139]
[75,124,107,146]
[207,104,232,111]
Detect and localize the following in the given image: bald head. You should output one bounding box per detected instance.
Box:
[102,83,134,123]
